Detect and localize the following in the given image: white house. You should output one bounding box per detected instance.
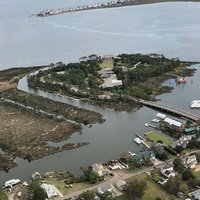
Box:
[92,163,105,176]
[181,155,197,169]
[115,180,126,191]
[41,183,62,199]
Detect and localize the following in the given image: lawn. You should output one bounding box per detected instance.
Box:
[99,59,113,69]
[117,173,178,200]
[145,131,172,145]
[0,188,8,200]
[43,177,97,195]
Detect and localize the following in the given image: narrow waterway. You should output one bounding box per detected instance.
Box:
[0,64,200,185]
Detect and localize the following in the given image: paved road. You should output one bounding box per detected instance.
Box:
[56,166,154,200]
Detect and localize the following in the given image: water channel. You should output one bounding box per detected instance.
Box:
[1,0,200,186]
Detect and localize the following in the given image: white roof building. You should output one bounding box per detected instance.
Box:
[4,179,21,188]
[115,180,126,191]
[41,183,62,198]
[92,163,104,176]
[164,117,182,127]
[156,113,166,120]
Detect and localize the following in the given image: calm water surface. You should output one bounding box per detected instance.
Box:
[1,0,200,185]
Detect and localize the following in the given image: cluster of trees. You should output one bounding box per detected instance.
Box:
[0,188,8,200]
[29,181,47,200]
[82,168,102,184]
[76,191,114,200]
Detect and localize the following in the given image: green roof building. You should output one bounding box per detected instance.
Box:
[184,127,198,135]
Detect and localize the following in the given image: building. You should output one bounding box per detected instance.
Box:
[4,179,21,188]
[101,74,123,88]
[115,180,126,191]
[134,150,155,164]
[31,171,42,180]
[160,163,177,178]
[92,163,105,176]
[189,189,200,200]
[157,177,168,185]
[41,183,62,198]
[98,184,112,194]
[102,54,114,60]
[184,126,198,135]
[171,135,193,149]
[181,155,197,169]
[164,117,185,132]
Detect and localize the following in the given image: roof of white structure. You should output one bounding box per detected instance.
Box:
[164,117,182,127]
[41,183,61,198]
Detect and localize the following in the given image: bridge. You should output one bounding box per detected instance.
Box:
[140,100,200,122]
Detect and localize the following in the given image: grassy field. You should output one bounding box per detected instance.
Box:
[0,188,8,200]
[145,131,172,145]
[99,59,113,69]
[44,177,95,195]
[117,173,178,200]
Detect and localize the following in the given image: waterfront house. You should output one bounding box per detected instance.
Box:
[92,163,105,176]
[164,117,185,132]
[102,54,114,60]
[181,154,197,169]
[4,179,21,188]
[134,150,155,164]
[31,171,42,180]
[171,135,193,149]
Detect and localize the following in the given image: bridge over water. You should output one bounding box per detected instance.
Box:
[141,100,200,122]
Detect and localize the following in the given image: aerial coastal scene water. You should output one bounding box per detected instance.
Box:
[1,0,200,200]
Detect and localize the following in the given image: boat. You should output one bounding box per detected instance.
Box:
[145,123,149,127]
[134,137,141,144]
[176,76,187,84]
[128,151,136,156]
[151,119,160,123]
[191,100,200,108]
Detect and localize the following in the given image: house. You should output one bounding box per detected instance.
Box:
[151,143,165,156]
[184,126,198,135]
[31,171,42,180]
[134,150,155,164]
[41,183,62,198]
[164,117,185,132]
[92,163,105,176]
[102,54,114,60]
[189,189,200,200]
[98,184,112,194]
[181,155,197,169]
[115,180,126,191]
[161,163,177,178]
[101,74,123,88]
[4,179,21,188]
[171,135,193,149]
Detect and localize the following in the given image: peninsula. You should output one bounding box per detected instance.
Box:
[35,0,200,17]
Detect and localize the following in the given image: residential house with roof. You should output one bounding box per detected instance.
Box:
[189,189,200,200]
[181,155,197,169]
[160,163,177,178]
[134,150,155,164]
[115,180,126,191]
[184,126,198,135]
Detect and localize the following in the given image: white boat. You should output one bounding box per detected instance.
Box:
[145,123,149,127]
[128,151,136,156]
[151,119,160,123]
[134,137,141,144]
[191,100,200,108]
[4,179,21,188]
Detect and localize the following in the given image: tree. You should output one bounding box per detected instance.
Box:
[173,158,184,173]
[76,191,96,200]
[29,181,47,200]
[182,169,193,181]
[124,180,147,200]
[88,171,101,184]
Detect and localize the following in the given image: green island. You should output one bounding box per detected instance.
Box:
[27,53,195,110]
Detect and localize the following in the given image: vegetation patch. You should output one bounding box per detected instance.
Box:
[145,131,172,145]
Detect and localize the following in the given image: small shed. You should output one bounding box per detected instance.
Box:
[115,180,126,191]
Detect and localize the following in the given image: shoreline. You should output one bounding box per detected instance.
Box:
[35,0,200,17]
